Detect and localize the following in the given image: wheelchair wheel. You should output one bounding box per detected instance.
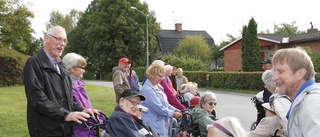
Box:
[250,121,257,131]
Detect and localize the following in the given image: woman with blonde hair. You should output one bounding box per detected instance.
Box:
[140,63,182,137]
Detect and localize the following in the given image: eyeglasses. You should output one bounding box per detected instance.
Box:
[156,74,164,78]
[208,102,217,106]
[77,66,85,69]
[125,97,140,106]
[48,34,68,44]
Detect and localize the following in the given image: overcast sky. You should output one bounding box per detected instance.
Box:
[27,0,319,44]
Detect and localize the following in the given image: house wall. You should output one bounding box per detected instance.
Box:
[224,49,242,71]
[224,39,320,72]
[224,40,242,71]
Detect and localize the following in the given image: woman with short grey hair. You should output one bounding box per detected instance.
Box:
[190,91,217,136]
[62,53,98,137]
[200,91,217,114]
[261,69,277,94]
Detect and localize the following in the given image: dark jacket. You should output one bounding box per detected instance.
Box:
[24,49,83,137]
[169,75,177,91]
[105,105,159,137]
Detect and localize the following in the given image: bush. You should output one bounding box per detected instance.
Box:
[184,71,264,91]
[132,66,146,81]
[162,54,208,71]
[0,48,30,87]
[183,71,320,91]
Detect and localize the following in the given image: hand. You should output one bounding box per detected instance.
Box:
[173,112,182,119]
[65,111,90,124]
[207,127,215,137]
[82,108,100,116]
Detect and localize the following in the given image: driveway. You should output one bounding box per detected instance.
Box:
[85,80,257,130]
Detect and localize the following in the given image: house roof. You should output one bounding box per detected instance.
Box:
[220,31,320,51]
[157,30,214,53]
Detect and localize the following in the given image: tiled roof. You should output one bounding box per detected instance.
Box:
[257,31,320,43]
[221,31,320,51]
[157,30,214,53]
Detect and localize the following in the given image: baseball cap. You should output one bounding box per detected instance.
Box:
[261,59,271,64]
[119,57,131,63]
[120,89,146,101]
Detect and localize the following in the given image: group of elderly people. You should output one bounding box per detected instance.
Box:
[61,52,287,137]
[62,52,288,137]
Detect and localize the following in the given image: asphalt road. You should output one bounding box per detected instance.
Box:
[85,80,257,131]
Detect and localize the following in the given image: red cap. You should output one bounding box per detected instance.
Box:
[119,57,131,63]
[189,96,201,107]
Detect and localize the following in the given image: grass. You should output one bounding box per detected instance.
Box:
[0,84,116,137]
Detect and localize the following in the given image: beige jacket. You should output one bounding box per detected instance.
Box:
[112,66,130,102]
[247,116,282,137]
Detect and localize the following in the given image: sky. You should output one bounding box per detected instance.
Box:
[26,0,319,44]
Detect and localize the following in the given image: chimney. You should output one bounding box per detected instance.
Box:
[307,22,318,33]
[307,28,318,33]
[175,23,182,32]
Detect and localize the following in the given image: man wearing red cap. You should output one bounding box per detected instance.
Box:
[112,57,131,102]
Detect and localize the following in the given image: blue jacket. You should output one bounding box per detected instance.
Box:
[140,79,177,137]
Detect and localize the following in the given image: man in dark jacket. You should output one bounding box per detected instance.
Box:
[23,26,98,137]
[105,89,159,137]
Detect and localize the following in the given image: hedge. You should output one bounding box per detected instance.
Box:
[0,48,30,86]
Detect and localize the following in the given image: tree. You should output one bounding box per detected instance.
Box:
[260,21,304,35]
[163,53,208,71]
[174,35,212,63]
[24,37,43,56]
[66,0,161,78]
[303,47,320,73]
[0,0,34,53]
[45,9,83,34]
[273,21,304,35]
[211,34,237,70]
[241,17,260,72]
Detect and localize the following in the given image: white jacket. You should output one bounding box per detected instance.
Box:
[287,83,320,137]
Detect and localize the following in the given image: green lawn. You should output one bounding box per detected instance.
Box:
[0,84,116,137]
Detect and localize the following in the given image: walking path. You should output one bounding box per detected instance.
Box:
[85,80,257,130]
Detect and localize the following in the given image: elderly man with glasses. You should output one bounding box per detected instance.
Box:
[23,26,98,137]
[105,89,159,137]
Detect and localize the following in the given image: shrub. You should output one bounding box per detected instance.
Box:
[0,48,30,87]
[163,54,208,71]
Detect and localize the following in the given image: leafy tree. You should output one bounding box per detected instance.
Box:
[214,34,237,60]
[45,9,83,34]
[260,21,304,35]
[241,17,260,72]
[273,21,304,35]
[66,0,160,77]
[0,0,34,53]
[303,46,320,72]
[163,53,208,71]
[174,35,212,63]
[24,37,43,56]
